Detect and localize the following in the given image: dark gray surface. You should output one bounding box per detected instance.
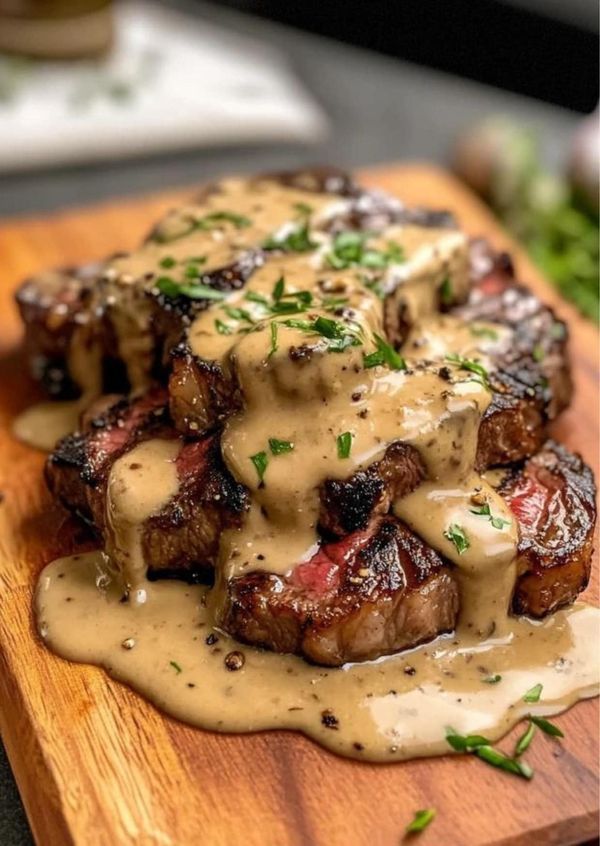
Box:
[0,2,578,844]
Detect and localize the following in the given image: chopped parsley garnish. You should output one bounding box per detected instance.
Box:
[262,215,318,253]
[268,321,278,358]
[250,451,268,484]
[184,260,206,279]
[440,277,453,305]
[282,316,362,353]
[515,721,536,756]
[169,661,182,674]
[294,201,313,216]
[445,352,490,387]
[360,273,386,300]
[214,319,233,335]
[244,277,314,317]
[482,674,502,684]
[268,438,294,455]
[363,334,406,371]
[195,210,251,230]
[325,231,405,270]
[530,716,564,738]
[272,276,285,301]
[470,324,499,341]
[446,729,533,779]
[405,809,436,835]
[532,344,545,363]
[159,255,176,269]
[336,431,353,459]
[470,502,511,530]
[443,523,470,555]
[523,683,543,703]
[223,306,255,324]
[156,276,225,301]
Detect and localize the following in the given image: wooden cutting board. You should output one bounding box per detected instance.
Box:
[0,165,597,846]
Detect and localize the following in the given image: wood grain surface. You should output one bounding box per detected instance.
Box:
[0,165,597,846]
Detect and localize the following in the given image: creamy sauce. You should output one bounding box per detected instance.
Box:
[19,174,599,764]
[36,552,600,762]
[13,400,83,451]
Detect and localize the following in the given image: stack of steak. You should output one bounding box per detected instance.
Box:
[17,168,596,666]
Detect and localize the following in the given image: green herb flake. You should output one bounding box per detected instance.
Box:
[470,502,510,531]
[474,745,533,780]
[443,523,470,555]
[223,306,255,324]
[445,352,490,387]
[196,210,251,230]
[263,221,318,253]
[268,321,278,359]
[214,319,233,335]
[294,201,313,216]
[530,716,564,738]
[157,276,225,301]
[523,683,543,703]
[532,344,545,363]
[515,721,536,756]
[159,256,176,269]
[269,438,294,455]
[440,277,453,306]
[272,276,285,302]
[250,451,268,484]
[336,431,353,459]
[470,324,499,341]
[405,808,436,835]
[483,674,502,684]
[363,334,406,371]
[445,728,491,752]
[325,231,405,271]
[169,661,182,674]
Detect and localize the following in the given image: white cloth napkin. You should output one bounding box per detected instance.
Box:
[0,1,328,171]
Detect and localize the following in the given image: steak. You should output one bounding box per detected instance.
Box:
[221,441,596,665]
[46,393,247,577]
[220,517,459,665]
[501,440,596,617]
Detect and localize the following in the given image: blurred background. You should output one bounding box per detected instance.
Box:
[0,1,598,841]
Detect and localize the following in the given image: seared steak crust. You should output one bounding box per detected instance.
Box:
[501,441,596,617]
[222,517,459,666]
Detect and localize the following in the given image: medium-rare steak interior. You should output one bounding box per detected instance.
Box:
[17,167,598,762]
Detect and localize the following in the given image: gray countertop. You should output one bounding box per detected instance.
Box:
[0,2,578,844]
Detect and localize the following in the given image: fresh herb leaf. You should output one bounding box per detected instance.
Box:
[470,502,510,531]
[157,276,225,301]
[294,201,313,216]
[250,451,268,484]
[214,319,233,335]
[245,291,270,307]
[269,438,294,455]
[159,256,176,269]
[223,306,255,324]
[405,809,436,835]
[272,276,285,301]
[263,220,317,253]
[363,334,406,370]
[268,321,278,359]
[470,325,499,341]
[440,277,453,305]
[523,683,543,703]
[195,210,251,230]
[515,721,536,756]
[282,316,362,353]
[445,352,490,387]
[336,431,352,459]
[532,344,545,363]
[169,661,182,674]
[483,674,502,684]
[474,745,533,779]
[445,728,491,752]
[443,523,470,555]
[530,716,564,738]
[325,231,405,270]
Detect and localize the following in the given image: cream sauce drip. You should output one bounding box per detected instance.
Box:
[105,439,181,603]
[36,552,600,762]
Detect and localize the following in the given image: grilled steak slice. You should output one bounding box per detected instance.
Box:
[500,440,596,617]
[221,517,459,666]
[15,263,105,398]
[319,442,426,536]
[46,391,247,576]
